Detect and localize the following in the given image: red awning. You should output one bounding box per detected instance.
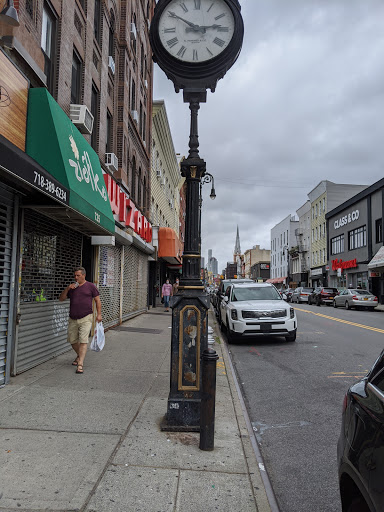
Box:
[266,277,286,284]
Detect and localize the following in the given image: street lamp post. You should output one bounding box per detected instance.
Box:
[150,0,244,431]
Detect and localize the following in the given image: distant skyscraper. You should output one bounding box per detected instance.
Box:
[208,249,212,271]
[201,257,205,270]
[211,257,218,275]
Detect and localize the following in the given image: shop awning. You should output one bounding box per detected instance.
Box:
[266,277,286,284]
[26,88,115,234]
[158,227,182,264]
[368,246,384,270]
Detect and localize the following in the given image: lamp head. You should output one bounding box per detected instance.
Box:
[0,1,20,27]
[209,186,216,200]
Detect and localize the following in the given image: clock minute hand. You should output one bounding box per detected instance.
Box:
[167,11,199,30]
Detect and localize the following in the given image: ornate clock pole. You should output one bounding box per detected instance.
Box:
[150,0,244,430]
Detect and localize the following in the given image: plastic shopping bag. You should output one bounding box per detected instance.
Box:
[90,321,105,352]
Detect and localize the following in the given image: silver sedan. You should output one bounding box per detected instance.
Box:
[333,289,378,310]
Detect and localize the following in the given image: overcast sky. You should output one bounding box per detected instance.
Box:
[153,0,384,273]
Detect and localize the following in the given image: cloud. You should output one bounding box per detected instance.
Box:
[153,0,384,272]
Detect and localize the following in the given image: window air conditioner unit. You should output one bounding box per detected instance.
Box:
[70,104,94,135]
[131,110,139,124]
[170,199,174,209]
[108,55,115,75]
[156,169,162,177]
[160,178,166,186]
[144,79,148,89]
[130,23,137,41]
[105,153,119,173]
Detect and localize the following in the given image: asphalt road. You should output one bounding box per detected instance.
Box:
[224,303,384,512]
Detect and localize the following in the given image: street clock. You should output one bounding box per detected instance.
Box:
[150,0,244,92]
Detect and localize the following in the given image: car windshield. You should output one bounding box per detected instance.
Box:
[302,288,314,293]
[352,289,370,295]
[323,288,337,293]
[231,287,282,301]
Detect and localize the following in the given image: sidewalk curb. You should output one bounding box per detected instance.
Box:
[210,311,278,512]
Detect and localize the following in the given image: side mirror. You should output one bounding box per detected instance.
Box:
[224,296,229,303]
[282,293,287,300]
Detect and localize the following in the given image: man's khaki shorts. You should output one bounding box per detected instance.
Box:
[67,314,93,344]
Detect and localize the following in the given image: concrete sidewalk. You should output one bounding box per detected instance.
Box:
[0,308,273,512]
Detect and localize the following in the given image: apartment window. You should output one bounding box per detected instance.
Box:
[349,226,366,250]
[142,112,146,142]
[139,101,143,137]
[108,10,115,59]
[312,207,314,219]
[41,3,56,95]
[131,79,136,110]
[319,224,322,238]
[131,156,136,199]
[376,219,383,243]
[90,83,99,150]
[323,198,325,212]
[71,50,82,104]
[331,234,344,255]
[106,111,112,153]
[94,0,101,44]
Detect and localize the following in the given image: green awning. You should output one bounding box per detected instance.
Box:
[26,88,115,234]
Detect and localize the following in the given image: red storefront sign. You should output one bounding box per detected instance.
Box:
[332,258,357,271]
[104,174,152,243]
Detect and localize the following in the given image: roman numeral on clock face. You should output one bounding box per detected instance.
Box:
[213,37,225,47]
[214,13,226,20]
[177,45,187,57]
[179,2,188,12]
[164,27,176,33]
[206,47,214,56]
[167,37,179,48]
[217,26,229,32]
[194,0,201,9]
[193,49,198,61]
[207,2,214,12]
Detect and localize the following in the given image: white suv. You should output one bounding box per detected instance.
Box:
[219,282,297,343]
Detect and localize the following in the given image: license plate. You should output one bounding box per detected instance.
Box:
[364,297,368,301]
[328,297,334,300]
[260,323,272,333]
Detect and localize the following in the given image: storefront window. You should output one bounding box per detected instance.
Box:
[331,234,344,255]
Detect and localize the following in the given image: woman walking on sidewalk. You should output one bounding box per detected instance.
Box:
[161,279,173,312]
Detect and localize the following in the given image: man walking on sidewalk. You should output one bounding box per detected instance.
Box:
[59,267,102,374]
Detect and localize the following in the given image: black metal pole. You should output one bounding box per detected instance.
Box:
[199,348,219,451]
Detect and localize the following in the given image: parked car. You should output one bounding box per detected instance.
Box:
[338,349,384,512]
[282,288,295,302]
[213,278,254,319]
[291,287,314,303]
[308,287,339,306]
[333,289,378,311]
[219,282,297,343]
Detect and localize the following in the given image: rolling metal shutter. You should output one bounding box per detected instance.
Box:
[122,246,148,321]
[0,186,15,386]
[99,244,122,329]
[15,210,82,374]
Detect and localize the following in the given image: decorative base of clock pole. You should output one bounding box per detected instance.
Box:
[160,289,209,432]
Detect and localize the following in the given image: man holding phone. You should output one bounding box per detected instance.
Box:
[59,267,102,374]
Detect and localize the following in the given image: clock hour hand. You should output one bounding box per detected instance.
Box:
[167,11,199,30]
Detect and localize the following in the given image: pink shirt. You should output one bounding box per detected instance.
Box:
[162,283,173,296]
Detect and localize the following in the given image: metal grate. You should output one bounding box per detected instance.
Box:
[114,327,163,334]
[122,245,148,320]
[20,209,83,303]
[16,209,83,374]
[98,244,122,328]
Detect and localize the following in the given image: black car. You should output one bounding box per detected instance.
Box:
[338,349,384,512]
[308,287,339,306]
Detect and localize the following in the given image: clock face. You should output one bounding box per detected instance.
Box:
[158,0,235,63]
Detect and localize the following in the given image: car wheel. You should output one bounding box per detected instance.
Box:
[219,315,226,332]
[308,298,311,305]
[285,330,297,342]
[317,298,321,306]
[345,301,351,310]
[346,497,370,512]
[369,307,375,312]
[226,318,237,343]
[333,300,338,308]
